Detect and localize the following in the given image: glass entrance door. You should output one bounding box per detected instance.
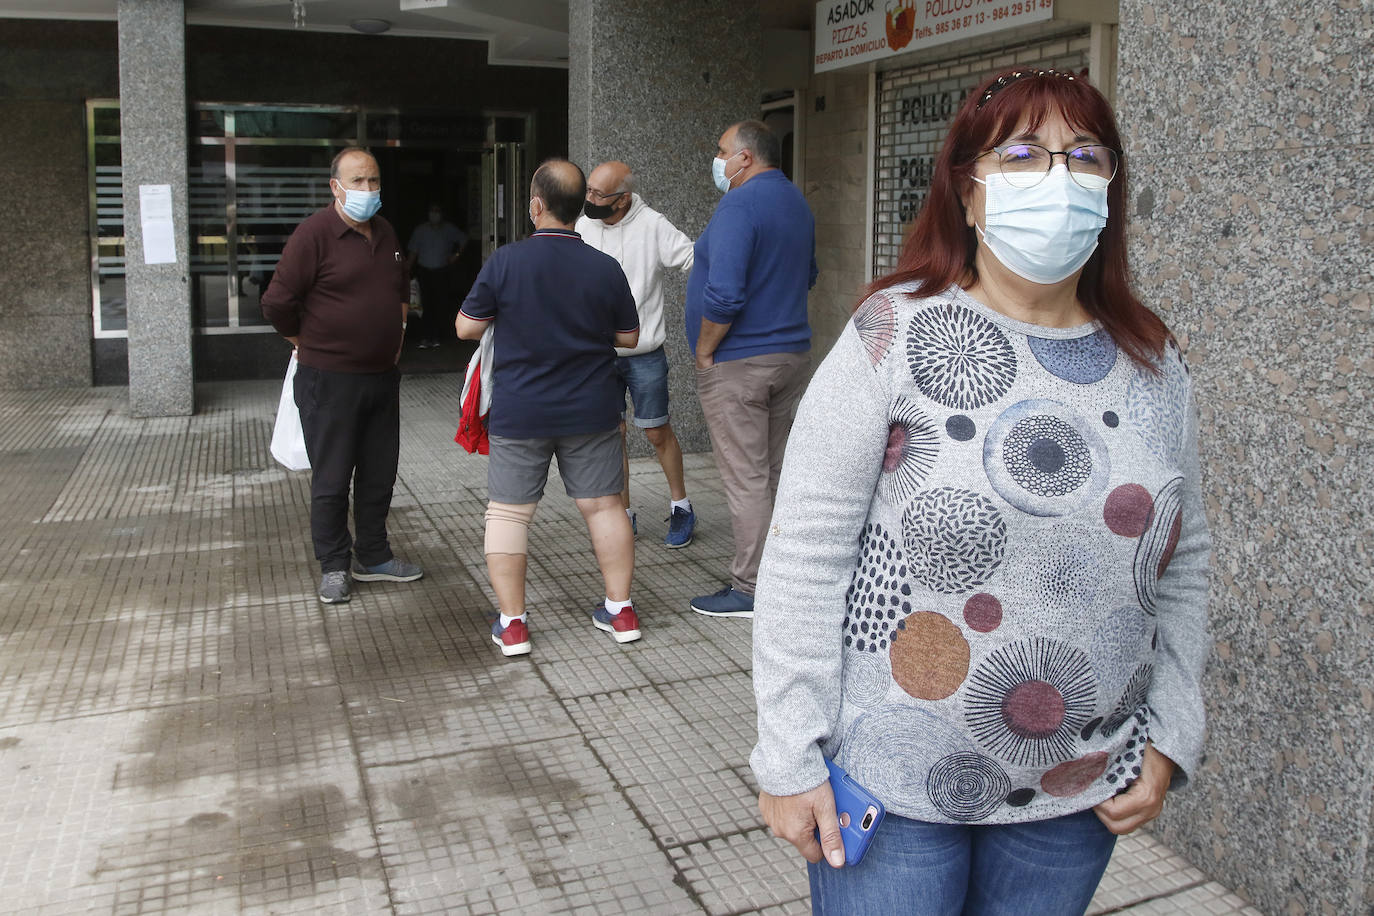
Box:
[481,140,528,259]
[87,101,529,340]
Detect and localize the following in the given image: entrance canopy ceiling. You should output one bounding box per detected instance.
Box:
[0,0,572,66]
[0,0,815,68]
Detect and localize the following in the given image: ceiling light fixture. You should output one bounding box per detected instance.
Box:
[350,18,392,34]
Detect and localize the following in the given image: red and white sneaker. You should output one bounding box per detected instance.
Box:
[491,617,531,656]
[592,603,641,644]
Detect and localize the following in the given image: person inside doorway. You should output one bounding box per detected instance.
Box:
[406,202,467,349]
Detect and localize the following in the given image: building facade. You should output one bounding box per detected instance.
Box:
[1,15,568,396]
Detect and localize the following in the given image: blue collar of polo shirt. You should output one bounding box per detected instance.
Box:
[749,168,785,184]
[531,228,581,239]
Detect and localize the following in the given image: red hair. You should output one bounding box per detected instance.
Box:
[866,70,1168,368]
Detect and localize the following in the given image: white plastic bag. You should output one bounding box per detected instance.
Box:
[460,325,495,415]
[270,353,311,471]
[409,278,423,317]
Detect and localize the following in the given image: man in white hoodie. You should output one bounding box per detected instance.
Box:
[577,161,698,549]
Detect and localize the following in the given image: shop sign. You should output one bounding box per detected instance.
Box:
[814,0,1054,73]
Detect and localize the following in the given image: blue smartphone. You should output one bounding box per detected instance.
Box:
[823,758,885,866]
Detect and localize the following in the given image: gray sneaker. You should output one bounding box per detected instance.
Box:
[351,557,424,582]
[319,570,351,603]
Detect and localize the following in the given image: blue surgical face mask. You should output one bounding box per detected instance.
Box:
[334,181,382,222]
[972,164,1109,284]
[712,151,743,193]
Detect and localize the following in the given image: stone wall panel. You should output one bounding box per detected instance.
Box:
[1119,0,1372,910]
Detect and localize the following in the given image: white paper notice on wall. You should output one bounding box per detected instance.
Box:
[138,184,177,265]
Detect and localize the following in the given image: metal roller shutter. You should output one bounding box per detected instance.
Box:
[872,33,1092,278]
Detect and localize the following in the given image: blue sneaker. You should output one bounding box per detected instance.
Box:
[351,557,424,582]
[690,586,754,619]
[628,510,638,538]
[664,506,696,549]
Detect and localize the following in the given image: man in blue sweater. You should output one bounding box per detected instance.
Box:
[687,120,817,619]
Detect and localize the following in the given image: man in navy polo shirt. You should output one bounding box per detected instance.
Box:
[456,159,643,658]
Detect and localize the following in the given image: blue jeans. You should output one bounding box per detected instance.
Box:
[615,346,671,428]
[808,809,1116,916]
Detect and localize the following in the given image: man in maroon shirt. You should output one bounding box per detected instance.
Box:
[261,146,423,604]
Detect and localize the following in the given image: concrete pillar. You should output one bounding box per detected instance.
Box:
[569,0,762,453]
[118,0,194,417]
[1116,1,1371,911]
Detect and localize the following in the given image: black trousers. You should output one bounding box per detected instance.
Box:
[293,363,400,573]
[413,264,454,341]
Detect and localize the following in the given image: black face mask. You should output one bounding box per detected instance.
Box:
[582,200,615,219]
[583,196,622,221]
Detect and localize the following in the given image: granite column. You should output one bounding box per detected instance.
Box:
[1116,0,1372,910]
[569,0,763,454]
[118,0,194,417]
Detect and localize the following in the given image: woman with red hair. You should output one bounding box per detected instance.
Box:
[749,70,1211,914]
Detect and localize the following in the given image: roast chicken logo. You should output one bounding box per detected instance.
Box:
[885,0,917,50]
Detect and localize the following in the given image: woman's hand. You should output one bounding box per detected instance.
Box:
[760,784,847,868]
[1093,742,1175,835]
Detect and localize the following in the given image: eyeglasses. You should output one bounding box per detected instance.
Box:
[586,188,626,202]
[982,143,1120,189]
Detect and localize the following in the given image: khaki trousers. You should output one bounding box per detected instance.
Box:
[695,351,810,595]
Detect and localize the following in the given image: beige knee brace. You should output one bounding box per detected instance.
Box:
[484,502,537,555]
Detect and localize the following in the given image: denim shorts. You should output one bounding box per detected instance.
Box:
[615,346,670,429]
[487,428,624,504]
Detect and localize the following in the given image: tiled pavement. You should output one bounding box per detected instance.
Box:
[0,378,1262,915]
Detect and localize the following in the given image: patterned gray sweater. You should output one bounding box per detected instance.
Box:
[750,284,1211,824]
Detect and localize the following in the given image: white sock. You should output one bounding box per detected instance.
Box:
[671,498,692,513]
[604,597,632,616]
[499,613,526,628]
